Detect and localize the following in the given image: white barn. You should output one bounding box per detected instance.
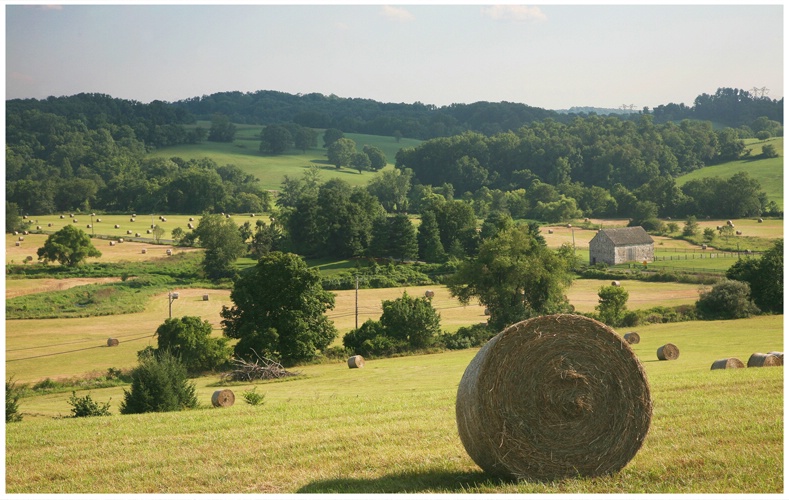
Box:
[589,226,654,266]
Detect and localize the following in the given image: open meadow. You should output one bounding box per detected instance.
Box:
[5,314,783,493]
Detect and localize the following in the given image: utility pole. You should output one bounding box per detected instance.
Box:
[168,291,179,318]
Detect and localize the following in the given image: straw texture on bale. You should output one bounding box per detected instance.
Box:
[456,314,652,481]
[107,338,119,347]
[347,355,365,369]
[768,351,784,362]
[710,358,744,370]
[211,389,235,407]
[747,353,783,368]
[657,343,680,361]
[623,332,640,344]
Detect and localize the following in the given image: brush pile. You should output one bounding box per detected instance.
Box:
[221,351,300,382]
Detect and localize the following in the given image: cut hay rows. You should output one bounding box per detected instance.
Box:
[657,343,680,361]
[710,358,744,370]
[455,314,652,481]
[747,353,784,368]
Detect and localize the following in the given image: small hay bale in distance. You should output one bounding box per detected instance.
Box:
[202,294,209,301]
[348,355,365,369]
[107,338,119,347]
[623,332,640,344]
[747,353,783,368]
[425,289,435,298]
[657,343,680,361]
[211,389,235,408]
[548,229,554,234]
[141,248,147,254]
[166,249,172,255]
[456,314,652,481]
[114,224,120,229]
[710,358,744,370]
[758,218,764,223]
[14,242,20,247]
[611,280,621,287]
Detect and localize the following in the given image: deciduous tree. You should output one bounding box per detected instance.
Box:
[37,225,101,267]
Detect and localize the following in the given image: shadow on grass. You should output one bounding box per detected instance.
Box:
[297,469,499,494]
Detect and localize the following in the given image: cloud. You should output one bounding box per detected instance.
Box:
[380,5,414,22]
[481,5,547,22]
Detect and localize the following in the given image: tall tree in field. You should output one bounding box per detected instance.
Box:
[259,125,293,154]
[193,213,246,280]
[363,145,387,171]
[417,210,446,263]
[37,225,101,267]
[448,225,574,331]
[327,138,357,168]
[220,252,337,365]
[596,285,630,327]
[726,238,783,313]
[208,113,236,142]
[388,213,418,262]
[322,128,344,148]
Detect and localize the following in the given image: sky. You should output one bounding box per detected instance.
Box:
[4,3,785,111]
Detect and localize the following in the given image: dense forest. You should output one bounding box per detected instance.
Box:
[5,87,783,230]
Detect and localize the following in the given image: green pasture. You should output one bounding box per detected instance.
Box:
[676,137,784,209]
[6,315,783,493]
[149,125,422,191]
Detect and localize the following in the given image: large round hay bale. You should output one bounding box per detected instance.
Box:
[768,351,783,362]
[211,389,235,407]
[747,353,783,368]
[456,314,652,481]
[348,355,365,369]
[657,343,680,361]
[710,358,744,370]
[107,338,119,347]
[623,332,640,344]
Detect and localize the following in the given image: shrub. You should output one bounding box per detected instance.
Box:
[696,280,760,320]
[442,323,496,350]
[67,391,112,418]
[242,387,266,406]
[119,350,198,414]
[154,316,232,374]
[6,378,24,423]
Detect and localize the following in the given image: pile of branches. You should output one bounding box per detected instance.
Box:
[221,351,301,382]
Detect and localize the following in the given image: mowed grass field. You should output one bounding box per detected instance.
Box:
[5,279,706,385]
[147,124,423,191]
[5,314,783,493]
[676,136,784,209]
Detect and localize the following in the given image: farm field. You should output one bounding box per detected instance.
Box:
[4,279,705,385]
[676,136,784,209]
[147,125,423,191]
[5,315,783,493]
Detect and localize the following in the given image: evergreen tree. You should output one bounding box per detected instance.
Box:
[388,213,418,262]
[417,211,446,263]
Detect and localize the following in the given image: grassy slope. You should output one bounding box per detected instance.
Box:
[676,137,784,209]
[6,315,783,493]
[147,126,423,191]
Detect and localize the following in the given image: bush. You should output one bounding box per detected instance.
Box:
[242,387,266,406]
[442,323,496,350]
[154,316,232,374]
[696,280,760,320]
[67,391,112,418]
[119,350,198,414]
[6,378,24,423]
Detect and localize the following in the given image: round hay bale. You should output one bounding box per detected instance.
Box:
[135,232,141,237]
[735,230,742,236]
[132,213,137,217]
[189,217,195,221]
[425,290,435,298]
[768,351,783,362]
[166,249,173,255]
[141,248,147,254]
[109,241,115,246]
[48,223,52,227]
[126,230,132,234]
[14,242,20,247]
[86,224,92,229]
[211,389,235,408]
[70,213,74,218]
[73,219,78,223]
[727,220,733,226]
[250,213,255,217]
[96,218,102,222]
[456,314,652,481]
[701,244,707,250]
[623,332,640,344]
[758,218,764,223]
[107,338,119,347]
[710,358,744,370]
[18,236,24,241]
[130,218,135,222]
[60,215,65,219]
[548,229,554,234]
[203,294,209,301]
[657,343,680,361]
[566,223,572,228]
[611,281,621,287]
[348,355,365,369]
[146,229,152,234]
[118,238,124,243]
[484,307,490,316]
[36,225,41,230]
[747,353,783,368]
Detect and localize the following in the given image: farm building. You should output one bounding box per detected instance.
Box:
[589,226,654,266]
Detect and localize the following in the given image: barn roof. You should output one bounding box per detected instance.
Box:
[596,226,654,246]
